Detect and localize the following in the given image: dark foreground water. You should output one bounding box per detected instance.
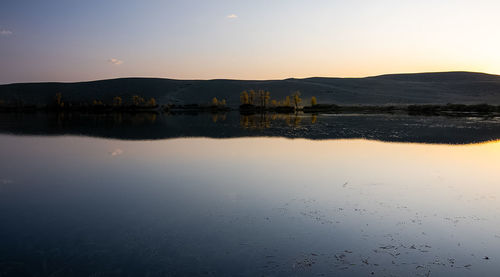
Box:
[1,113,500,276]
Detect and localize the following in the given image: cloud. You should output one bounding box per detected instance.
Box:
[109,148,124,156]
[0,29,12,36]
[226,14,238,19]
[0,179,13,184]
[108,58,123,65]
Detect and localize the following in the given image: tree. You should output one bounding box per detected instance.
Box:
[257,90,270,108]
[271,99,278,107]
[240,91,249,104]
[284,96,291,107]
[113,96,122,106]
[55,93,63,107]
[212,97,219,106]
[249,90,256,105]
[132,95,145,106]
[148,97,156,107]
[311,96,317,106]
[292,91,302,109]
[220,99,226,106]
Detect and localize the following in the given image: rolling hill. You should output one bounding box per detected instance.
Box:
[1,71,500,107]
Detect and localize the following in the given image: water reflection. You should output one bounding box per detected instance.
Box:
[1,136,500,276]
[239,113,309,129]
[211,113,227,123]
[1,112,500,144]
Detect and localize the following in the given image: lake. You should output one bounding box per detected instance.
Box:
[1,112,500,276]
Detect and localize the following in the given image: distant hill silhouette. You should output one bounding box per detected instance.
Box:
[1,71,500,106]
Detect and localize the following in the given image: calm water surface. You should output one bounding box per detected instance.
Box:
[1,135,500,276]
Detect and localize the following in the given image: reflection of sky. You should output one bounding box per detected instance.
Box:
[2,135,500,209]
[1,135,500,275]
[2,135,500,207]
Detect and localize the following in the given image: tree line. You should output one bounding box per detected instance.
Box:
[240,90,317,110]
[53,93,158,109]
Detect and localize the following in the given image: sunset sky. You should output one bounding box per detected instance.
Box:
[1,0,500,84]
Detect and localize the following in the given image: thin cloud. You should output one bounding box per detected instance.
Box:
[226,14,238,19]
[109,148,124,156]
[108,58,123,65]
[0,29,12,36]
[0,179,13,184]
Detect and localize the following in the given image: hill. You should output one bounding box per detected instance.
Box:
[1,71,500,107]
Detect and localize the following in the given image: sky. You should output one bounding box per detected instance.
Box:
[1,0,500,83]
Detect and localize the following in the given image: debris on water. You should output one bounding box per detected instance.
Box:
[293,258,315,268]
[483,256,490,260]
[293,254,319,269]
[448,258,455,265]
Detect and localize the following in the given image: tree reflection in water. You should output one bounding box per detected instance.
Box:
[239,113,316,129]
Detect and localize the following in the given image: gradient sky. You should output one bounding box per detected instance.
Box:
[1,0,500,83]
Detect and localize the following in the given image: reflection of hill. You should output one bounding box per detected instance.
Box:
[2,72,500,107]
[1,112,500,144]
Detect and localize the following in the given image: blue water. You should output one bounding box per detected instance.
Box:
[1,135,500,276]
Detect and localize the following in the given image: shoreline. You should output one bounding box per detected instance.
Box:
[1,103,500,117]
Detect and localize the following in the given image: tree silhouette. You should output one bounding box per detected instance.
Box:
[113,96,122,106]
[258,90,270,108]
[55,93,64,107]
[292,91,302,110]
[240,91,249,104]
[311,96,317,106]
[284,96,291,107]
[132,95,145,106]
[249,90,256,105]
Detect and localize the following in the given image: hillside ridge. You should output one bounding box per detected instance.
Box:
[1,71,500,106]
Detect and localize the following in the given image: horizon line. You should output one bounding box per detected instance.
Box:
[1,70,498,85]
